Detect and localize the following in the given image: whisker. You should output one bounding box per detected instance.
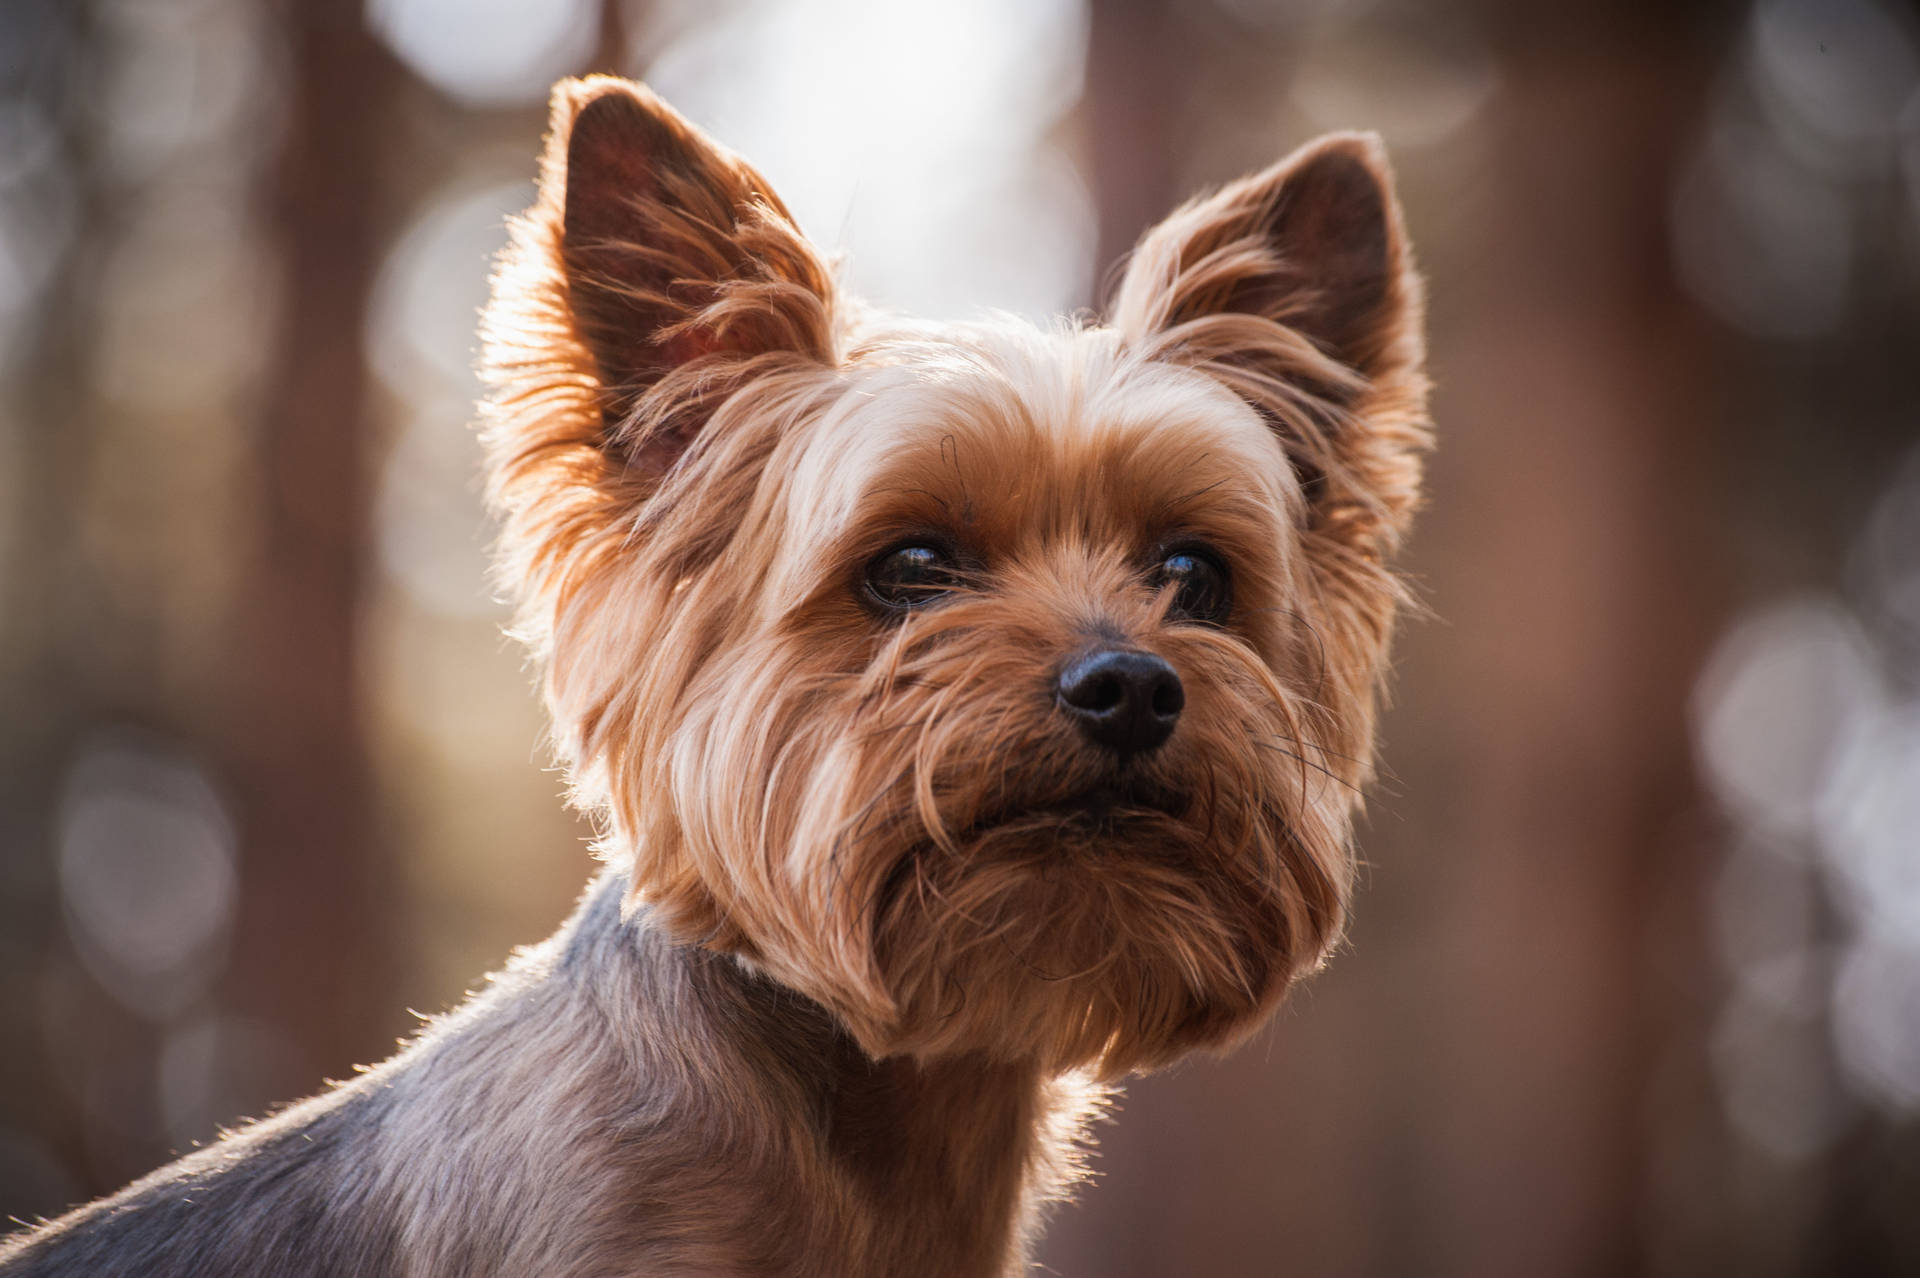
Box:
[1253,739,1364,796]
[1255,605,1331,702]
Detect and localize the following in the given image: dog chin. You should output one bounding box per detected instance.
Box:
[868,802,1290,1074]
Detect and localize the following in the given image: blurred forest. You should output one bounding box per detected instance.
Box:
[2,1,1918,1274]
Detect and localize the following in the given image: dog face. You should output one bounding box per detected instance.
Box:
[481,78,1428,1077]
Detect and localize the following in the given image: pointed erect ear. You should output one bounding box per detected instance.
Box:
[1109,134,1429,567]
[1110,131,1423,394]
[536,77,836,473]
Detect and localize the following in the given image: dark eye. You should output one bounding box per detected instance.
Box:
[1155,547,1232,624]
[865,544,961,610]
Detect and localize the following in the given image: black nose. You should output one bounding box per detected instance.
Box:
[1056,648,1184,757]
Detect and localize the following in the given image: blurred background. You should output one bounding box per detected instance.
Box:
[1,0,1917,1273]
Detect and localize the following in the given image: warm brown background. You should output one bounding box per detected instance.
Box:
[3,1,1917,1275]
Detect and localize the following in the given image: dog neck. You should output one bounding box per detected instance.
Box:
[383,868,1097,1277]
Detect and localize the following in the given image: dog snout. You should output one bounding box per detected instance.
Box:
[1055,648,1183,757]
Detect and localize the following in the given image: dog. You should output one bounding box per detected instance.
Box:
[1,76,1428,1276]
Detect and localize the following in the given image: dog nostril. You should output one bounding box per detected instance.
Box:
[1056,648,1184,756]
[1066,671,1124,713]
[1151,676,1184,718]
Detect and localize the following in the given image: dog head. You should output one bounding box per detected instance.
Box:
[481,77,1428,1077]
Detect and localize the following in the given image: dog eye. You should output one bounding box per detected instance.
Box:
[1155,547,1232,624]
[865,544,961,610]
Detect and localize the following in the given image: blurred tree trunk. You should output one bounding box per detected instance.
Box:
[216,0,406,1095]
[1386,46,1722,1277]
[1085,0,1193,306]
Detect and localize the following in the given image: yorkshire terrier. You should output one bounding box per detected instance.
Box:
[2,77,1428,1276]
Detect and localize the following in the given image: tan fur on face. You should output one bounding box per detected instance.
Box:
[481,79,1430,1080]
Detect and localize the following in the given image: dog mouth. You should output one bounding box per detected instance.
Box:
[1054,781,1187,827]
[965,776,1192,840]
[873,776,1200,928]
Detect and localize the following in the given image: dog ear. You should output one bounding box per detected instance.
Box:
[1110,132,1422,392]
[486,76,836,484]
[1109,133,1428,561]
